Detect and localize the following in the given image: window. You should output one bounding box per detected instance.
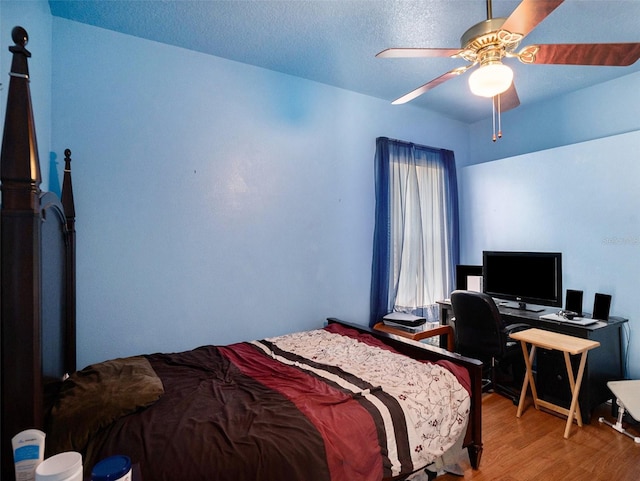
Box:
[370,137,459,325]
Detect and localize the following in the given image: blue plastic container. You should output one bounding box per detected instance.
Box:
[91,455,132,481]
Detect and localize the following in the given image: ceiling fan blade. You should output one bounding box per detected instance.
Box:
[501,0,564,38]
[529,43,640,66]
[499,83,520,112]
[376,48,461,58]
[391,65,474,104]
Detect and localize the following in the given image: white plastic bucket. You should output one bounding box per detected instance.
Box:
[35,452,82,481]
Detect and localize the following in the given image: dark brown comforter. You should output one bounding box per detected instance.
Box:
[49,324,470,481]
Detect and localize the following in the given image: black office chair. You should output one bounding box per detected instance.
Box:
[450,290,528,403]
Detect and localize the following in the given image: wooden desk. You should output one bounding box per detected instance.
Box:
[373,323,455,351]
[510,328,600,438]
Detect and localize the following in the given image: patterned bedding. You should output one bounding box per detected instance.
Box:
[59,323,470,481]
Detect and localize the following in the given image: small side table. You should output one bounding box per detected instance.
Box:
[598,380,640,443]
[373,322,455,351]
[509,328,600,438]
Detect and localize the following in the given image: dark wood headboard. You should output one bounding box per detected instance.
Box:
[0,27,76,480]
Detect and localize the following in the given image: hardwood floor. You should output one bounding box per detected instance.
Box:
[436,393,640,481]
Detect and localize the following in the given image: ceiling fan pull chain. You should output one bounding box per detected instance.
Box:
[491,94,504,142]
[492,96,497,142]
[497,93,503,139]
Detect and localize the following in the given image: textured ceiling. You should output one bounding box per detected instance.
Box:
[48,0,640,123]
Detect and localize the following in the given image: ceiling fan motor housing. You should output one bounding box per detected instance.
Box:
[459,18,523,64]
[460,18,507,49]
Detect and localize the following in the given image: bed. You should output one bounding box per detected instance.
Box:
[0,26,483,481]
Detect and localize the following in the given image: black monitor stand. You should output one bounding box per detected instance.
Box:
[498,300,545,313]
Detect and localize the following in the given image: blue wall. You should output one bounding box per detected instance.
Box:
[459,131,640,378]
[49,18,469,367]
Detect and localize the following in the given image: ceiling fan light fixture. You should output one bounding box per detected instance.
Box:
[468,62,513,98]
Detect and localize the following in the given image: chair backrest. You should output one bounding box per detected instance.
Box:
[450,290,505,361]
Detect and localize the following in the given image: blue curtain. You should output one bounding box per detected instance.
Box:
[370,137,459,326]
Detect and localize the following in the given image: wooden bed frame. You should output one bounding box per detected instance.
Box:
[0,26,483,480]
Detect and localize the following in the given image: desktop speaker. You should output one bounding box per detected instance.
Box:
[565,289,583,316]
[592,293,612,321]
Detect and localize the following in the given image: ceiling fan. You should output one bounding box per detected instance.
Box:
[377,0,640,139]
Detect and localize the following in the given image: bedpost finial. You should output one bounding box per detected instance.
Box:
[8,26,31,61]
[1,25,38,188]
[11,26,28,47]
[62,148,76,218]
[64,149,73,173]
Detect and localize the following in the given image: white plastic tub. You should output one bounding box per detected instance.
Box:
[35,452,82,481]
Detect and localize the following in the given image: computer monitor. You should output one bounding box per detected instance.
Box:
[482,251,562,312]
[455,264,483,291]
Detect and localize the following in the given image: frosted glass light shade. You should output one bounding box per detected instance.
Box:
[468,63,514,97]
